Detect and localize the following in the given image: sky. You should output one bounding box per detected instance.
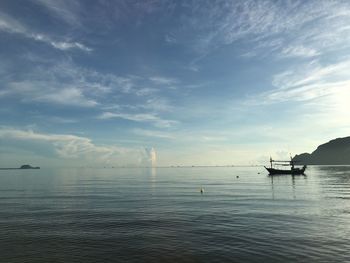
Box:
[1,0,350,167]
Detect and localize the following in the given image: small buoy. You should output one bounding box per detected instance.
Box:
[258,172,260,174]
[236,176,239,178]
[200,188,204,194]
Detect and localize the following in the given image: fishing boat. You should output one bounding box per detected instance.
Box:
[265,157,306,175]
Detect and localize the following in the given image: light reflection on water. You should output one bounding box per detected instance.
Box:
[0,166,350,262]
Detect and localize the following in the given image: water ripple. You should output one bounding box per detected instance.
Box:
[1,166,350,262]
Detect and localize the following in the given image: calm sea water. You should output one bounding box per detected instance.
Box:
[1,166,350,262]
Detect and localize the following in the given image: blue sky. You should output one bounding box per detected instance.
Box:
[1,0,350,167]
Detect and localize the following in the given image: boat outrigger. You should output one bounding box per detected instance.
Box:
[265,157,306,175]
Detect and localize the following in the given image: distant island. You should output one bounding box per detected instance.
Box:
[293,136,350,165]
[0,164,40,170]
[20,164,40,169]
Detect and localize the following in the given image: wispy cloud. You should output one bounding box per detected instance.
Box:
[0,12,91,51]
[37,87,98,107]
[49,117,78,124]
[171,0,350,61]
[100,96,175,119]
[98,112,178,128]
[0,59,112,107]
[142,97,174,112]
[164,34,177,44]
[132,128,174,139]
[244,57,350,137]
[149,76,177,86]
[31,0,82,26]
[135,88,158,96]
[272,59,350,90]
[133,128,230,143]
[280,45,319,58]
[6,80,97,107]
[249,58,350,105]
[0,54,183,132]
[48,39,92,52]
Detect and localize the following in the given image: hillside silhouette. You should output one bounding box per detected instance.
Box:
[293,137,350,165]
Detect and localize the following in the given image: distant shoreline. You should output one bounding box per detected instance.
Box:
[2,165,350,170]
[0,168,40,170]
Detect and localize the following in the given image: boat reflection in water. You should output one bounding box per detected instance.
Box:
[265,157,306,175]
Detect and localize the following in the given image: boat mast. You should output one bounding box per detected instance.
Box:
[270,156,273,168]
[290,154,294,169]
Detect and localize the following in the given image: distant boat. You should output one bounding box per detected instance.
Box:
[265,157,306,175]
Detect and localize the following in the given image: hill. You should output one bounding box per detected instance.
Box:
[293,137,350,165]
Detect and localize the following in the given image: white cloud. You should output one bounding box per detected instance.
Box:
[248,58,350,105]
[142,97,174,112]
[246,58,350,138]
[37,87,98,107]
[172,0,350,61]
[0,12,91,52]
[98,112,177,128]
[0,12,26,33]
[280,45,319,58]
[279,59,350,86]
[6,81,97,107]
[165,34,177,44]
[31,0,82,26]
[1,58,180,115]
[132,128,174,139]
[149,76,177,85]
[49,117,77,124]
[0,128,156,166]
[49,40,92,52]
[135,87,158,96]
[0,128,112,158]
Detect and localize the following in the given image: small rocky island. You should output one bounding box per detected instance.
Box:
[20,164,40,169]
[0,164,40,170]
[293,136,350,165]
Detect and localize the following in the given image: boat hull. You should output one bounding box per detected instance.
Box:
[264,166,306,175]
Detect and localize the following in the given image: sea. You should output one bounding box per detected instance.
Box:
[1,166,350,262]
